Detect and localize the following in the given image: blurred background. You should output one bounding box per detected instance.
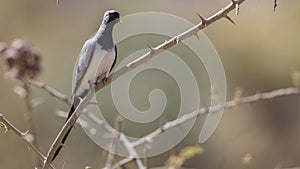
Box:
[1,0,300,169]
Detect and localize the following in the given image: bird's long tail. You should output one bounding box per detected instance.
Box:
[51,103,76,162]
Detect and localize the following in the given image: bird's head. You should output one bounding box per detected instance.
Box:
[103,10,121,26]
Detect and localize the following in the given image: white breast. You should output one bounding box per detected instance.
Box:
[75,44,115,96]
[94,44,116,77]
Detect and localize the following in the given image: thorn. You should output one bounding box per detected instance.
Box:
[193,32,200,40]
[146,44,153,49]
[175,37,180,44]
[196,13,207,25]
[146,44,155,54]
[23,130,30,136]
[235,3,240,16]
[224,15,235,25]
[273,0,278,12]
[231,0,239,16]
[1,123,8,133]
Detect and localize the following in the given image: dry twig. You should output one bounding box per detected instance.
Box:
[23,83,43,168]
[0,114,54,169]
[42,82,95,169]
[112,87,300,167]
[23,79,71,105]
[103,116,123,169]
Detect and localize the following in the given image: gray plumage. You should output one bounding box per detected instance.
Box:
[74,10,120,99]
[52,10,121,162]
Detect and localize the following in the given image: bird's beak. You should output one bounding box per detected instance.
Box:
[118,18,123,24]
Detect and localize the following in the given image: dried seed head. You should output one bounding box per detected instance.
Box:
[1,39,42,79]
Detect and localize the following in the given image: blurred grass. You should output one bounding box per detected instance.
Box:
[1,0,300,169]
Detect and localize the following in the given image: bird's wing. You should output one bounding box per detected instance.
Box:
[73,39,96,95]
[109,44,117,73]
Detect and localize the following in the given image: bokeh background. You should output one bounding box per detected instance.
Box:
[1,0,300,169]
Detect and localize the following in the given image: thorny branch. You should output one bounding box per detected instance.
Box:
[0,114,54,169]
[1,0,287,168]
[39,0,248,168]
[22,0,277,168]
[94,0,245,92]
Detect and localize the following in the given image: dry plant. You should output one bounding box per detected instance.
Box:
[1,0,297,169]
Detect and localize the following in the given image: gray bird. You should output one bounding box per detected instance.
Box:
[52,10,121,161]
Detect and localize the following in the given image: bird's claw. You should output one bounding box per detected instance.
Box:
[95,76,108,86]
[102,76,108,83]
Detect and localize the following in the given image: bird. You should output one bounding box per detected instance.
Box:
[52,10,121,161]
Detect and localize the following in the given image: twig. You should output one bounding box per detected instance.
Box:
[103,116,123,169]
[114,87,300,166]
[82,111,146,169]
[23,82,43,168]
[42,82,95,169]
[78,112,146,169]
[6,74,71,106]
[143,140,152,169]
[118,134,146,169]
[94,0,245,92]
[24,79,71,105]
[0,114,54,169]
[111,157,134,169]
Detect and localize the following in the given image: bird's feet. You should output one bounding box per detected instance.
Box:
[95,76,108,86]
[102,76,108,83]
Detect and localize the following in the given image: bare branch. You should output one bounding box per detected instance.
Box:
[119,134,146,169]
[0,114,54,169]
[114,87,300,166]
[103,116,123,169]
[111,157,134,169]
[24,79,71,105]
[42,83,95,169]
[23,83,43,168]
[79,111,146,169]
[142,139,152,169]
[6,74,71,106]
